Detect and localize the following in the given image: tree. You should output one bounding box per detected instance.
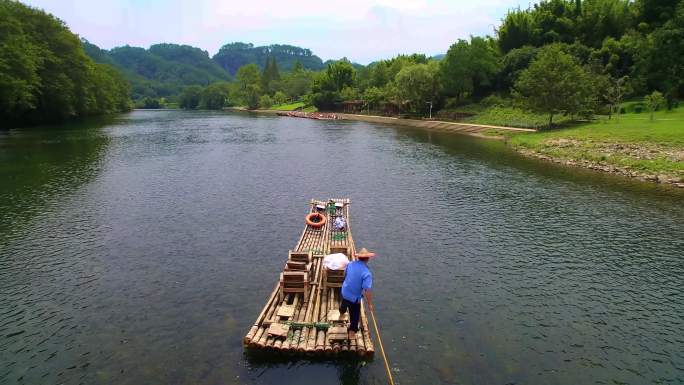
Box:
[440,37,500,101]
[576,0,634,48]
[637,0,680,28]
[603,76,629,121]
[326,60,356,92]
[139,97,162,109]
[282,69,313,99]
[200,82,231,109]
[309,62,354,110]
[273,90,287,106]
[292,60,304,73]
[395,62,440,113]
[236,64,262,109]
[261,56,281,94]
[363,87,385,111]
[179,85,203,109]
[499,46,538,90]
[259,94,273,109]
[90,63,132,113]
[498,8,540,53]
[514,44,596,128]
[647,2,684,107]
[644,90,665,120]
[340,86,360,101]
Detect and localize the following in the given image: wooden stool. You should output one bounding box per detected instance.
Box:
[279,271,309,301]
[286,250,313,277]
[289,250,313,262]
[329,246,350,257]
[323,268,345,289]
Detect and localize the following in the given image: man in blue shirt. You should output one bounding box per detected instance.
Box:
[339,247,375,339]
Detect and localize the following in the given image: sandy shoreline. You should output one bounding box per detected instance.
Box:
[230,107,534,139]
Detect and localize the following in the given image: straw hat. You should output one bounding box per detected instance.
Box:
[356,247,376,259]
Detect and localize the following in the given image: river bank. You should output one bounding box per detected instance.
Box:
[231,107,535,139]
[239,107,683,189]
[506,107,684,189]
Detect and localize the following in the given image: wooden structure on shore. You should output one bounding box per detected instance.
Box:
[243,199,374,359]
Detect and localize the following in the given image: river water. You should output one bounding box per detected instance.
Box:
[1,110,682,385]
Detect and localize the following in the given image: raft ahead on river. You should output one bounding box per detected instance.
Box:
[243,198,374,359]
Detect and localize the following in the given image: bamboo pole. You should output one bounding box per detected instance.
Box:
[244,282,280,344]
[251,296,279,348]
[369,305,395,385]
[281,295,302,350]
[324,287,334,353]
[251,301,279,347]
[315,286,327,351]
[275,295,299,350]
[301,255,322,351]
[305,284,322,351]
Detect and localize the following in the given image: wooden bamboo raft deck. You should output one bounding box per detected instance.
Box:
[243,198,374,359]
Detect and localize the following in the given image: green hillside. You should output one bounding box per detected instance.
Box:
[212,42,325,75]
[83,41,231,100]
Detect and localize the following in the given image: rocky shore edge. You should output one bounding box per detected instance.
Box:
[515,147,684,189]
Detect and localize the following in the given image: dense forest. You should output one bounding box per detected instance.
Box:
[171,0,683,128]
[0,0,131,129]
[83,42,231,101]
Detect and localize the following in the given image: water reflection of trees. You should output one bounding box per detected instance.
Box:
[0,117,114,235]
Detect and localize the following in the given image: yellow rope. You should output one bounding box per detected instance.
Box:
[368,305,396,385]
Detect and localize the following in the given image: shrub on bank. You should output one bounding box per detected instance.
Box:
[259,95,273,109]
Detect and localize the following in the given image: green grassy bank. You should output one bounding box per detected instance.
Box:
[265,102,318,112]
[505,107,684,186]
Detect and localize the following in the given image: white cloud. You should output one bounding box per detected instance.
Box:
[23,0,527,63]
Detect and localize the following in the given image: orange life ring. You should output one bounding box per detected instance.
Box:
[305,212,326,228]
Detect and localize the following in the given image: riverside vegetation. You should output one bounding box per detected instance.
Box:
[0,1,131,128]
[1,0,682,185]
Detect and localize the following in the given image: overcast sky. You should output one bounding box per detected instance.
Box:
[24,0,531,64]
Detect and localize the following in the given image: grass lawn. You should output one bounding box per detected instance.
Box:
[508,106,684,182]
[269,101,306,111]
[437,103,571,129]
[467,106,571,129]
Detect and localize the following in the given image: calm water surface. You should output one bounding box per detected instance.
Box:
[1,110,683,385]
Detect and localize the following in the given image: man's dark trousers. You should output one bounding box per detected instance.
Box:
[339,297,361,332]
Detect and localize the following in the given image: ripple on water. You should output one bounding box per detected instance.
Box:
[0,110,683,385]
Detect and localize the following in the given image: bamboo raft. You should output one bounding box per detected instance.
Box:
[243,198,374,359]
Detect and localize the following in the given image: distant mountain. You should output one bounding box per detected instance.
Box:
[212,42,325,75]
[83,40,331,99]
[432,54,446,60]
[83,41,231,99]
